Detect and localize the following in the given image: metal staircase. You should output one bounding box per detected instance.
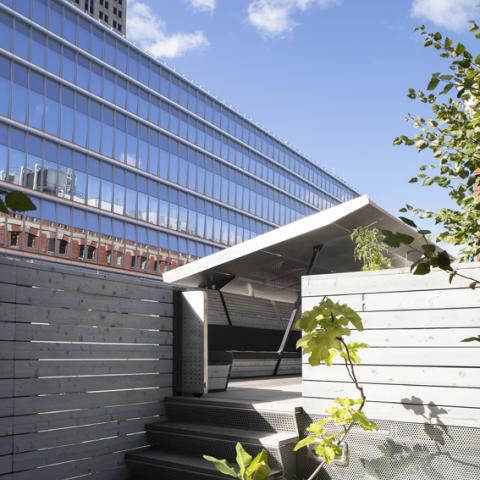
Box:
[126,396,303,479]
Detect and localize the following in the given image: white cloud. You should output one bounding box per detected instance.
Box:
[127,0,210,59]
[188,0,216,13]
[247,0,341,37]
[411,0,477,31]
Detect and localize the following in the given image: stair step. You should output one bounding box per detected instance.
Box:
[126,447,283,480]
[146,421,298,474]
[147,421,298,446]
[165,396,300,434]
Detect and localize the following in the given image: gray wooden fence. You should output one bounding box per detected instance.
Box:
[0,254,174,480]
[301,263,480,427]
[300,264,480,480]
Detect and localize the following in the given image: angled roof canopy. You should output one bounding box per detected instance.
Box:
[163,196,423,303]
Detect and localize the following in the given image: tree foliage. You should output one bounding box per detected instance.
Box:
[350,226,391,271]
[0,189,36,215]
[393,24,480,263]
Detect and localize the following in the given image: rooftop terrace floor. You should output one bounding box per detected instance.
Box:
[204,376,302,412]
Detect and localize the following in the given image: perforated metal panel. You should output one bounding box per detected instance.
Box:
[177,291,208,395]
[166,400,300,434]
[298,415,480,480]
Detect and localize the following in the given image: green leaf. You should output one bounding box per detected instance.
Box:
[203,455,238,478]
[436,250,452,271]
[381,231,414,247]
[399,216,417,228]
[422,244,436,256]
[0,199,8,214]
[456,42,465,55]
[396,233,415,245]
[5,191,36,212]
[427,73,440,90]
[294,435,317,452]
[235,442,252,477]
[245,450,271,480]
[413,262,431,275]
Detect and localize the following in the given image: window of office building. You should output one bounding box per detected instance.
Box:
[59,239,68,255]
[10,232,19,247]
[27,233,36,248]
[47,238,56,253]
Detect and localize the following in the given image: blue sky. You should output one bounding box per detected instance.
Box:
[127,0,479,223]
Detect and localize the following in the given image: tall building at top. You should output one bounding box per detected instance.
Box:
[0,0,358,276]
[67,0,126,34]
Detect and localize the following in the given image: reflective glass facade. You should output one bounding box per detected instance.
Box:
[0,0,358,276]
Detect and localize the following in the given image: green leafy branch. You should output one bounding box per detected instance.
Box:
[295,298,377,480]
[393,24,480,264]
[203,443,272,480]
[0,189,36,215]
[351,226,391,271]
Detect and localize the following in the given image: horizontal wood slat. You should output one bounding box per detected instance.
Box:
[303,347,480,367]
[303,364,480,388]
[0,255,174,479]
[302,397,480,428]
[303,381,480,409]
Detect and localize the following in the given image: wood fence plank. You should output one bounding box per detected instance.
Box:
[14,342,171,360]
[14,286,164,315]
[303,347,480,367]
[302,267,478,296]
[14,387,172,415]
[13,266,172,302]
[14,373,171,396]
[14,359,171,378]
[13,416,158,453]
[348,328,480,347]
[13,304,173,326]
[12,433,148,472]
[303,381,480,408]
[13,406,165,435]
[14,323,173,344]
[303,364,480,388]
[302,397,480,428]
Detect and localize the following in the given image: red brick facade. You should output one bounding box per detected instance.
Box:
[0,212,194,278]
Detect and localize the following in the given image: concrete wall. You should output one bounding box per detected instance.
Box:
[300,264,480,480]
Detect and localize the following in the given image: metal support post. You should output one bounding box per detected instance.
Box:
[273,244,323,375]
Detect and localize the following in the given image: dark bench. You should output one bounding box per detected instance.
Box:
[207,324,301,392]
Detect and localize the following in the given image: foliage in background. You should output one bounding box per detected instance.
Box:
[392,23,480,343]
[393,23,480,264]
[294,298,376,479]
[350,226,391,271]
[203,443,271,480]
[0,189,36,215]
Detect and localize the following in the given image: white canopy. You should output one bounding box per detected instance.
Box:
[163,196,423,303]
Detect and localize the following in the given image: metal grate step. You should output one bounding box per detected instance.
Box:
[165,396,301,434]
[126,448,283,480]
[146,421,298,472]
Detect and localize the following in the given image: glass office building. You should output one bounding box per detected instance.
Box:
[0,0,358,276]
